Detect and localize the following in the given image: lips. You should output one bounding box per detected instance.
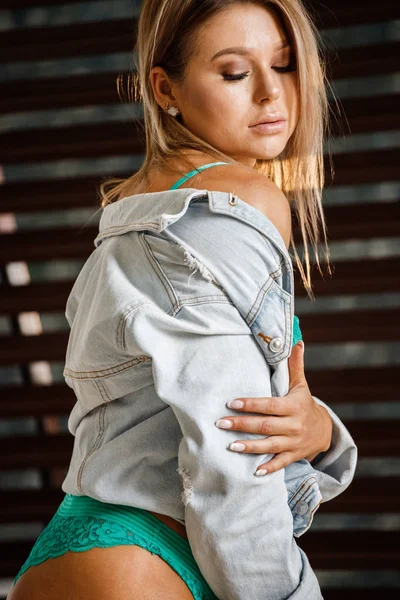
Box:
[251,115,286,126]
[250,120,286,134]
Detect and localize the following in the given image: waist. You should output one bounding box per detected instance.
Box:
[149,510,188,540]
[59,494,188,542]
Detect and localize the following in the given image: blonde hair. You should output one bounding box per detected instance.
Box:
[98,0,336,299]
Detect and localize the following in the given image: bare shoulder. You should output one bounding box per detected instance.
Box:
[207,163,292,249]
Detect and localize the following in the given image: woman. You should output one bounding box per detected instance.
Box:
[8,1,357,599]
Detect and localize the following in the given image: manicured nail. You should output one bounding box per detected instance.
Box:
[227,399,244,409]
[229,442,246,452]
[255,469,267,476]
[215,419,233,429]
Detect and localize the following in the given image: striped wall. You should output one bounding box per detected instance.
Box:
[0,1,399,597]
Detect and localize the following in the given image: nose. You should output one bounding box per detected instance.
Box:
[257,71,280,103]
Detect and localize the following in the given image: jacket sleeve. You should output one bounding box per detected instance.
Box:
[124,301,323,600]
[309,395,358,502]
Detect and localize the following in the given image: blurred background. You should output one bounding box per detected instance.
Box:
[0,0,399,597]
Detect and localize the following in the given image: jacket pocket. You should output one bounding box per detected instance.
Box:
[140,230,234,307]
[248,277,292,397]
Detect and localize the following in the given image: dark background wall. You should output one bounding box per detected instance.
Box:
[0,1,399,597]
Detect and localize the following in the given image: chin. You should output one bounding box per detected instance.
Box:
[256,149,286,161]
[250,139,288,161]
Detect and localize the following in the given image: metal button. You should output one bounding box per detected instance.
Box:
[295,501,309,516]
[228,193,238,206]
[269,337,284,353]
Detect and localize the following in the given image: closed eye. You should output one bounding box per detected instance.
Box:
[222,61,296,81]
[222,72,250,81]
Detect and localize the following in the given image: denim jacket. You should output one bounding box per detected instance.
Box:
[62,188,358,599]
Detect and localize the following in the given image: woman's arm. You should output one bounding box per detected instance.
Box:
[214,338,357,504]
[124,301,323,600]
[215,341,333,473]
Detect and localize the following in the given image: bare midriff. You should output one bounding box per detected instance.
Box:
[148,510,188,540]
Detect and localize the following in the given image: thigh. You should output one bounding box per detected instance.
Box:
[8,544,195,600]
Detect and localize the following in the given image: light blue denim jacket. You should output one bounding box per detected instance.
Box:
[62,187,358,599]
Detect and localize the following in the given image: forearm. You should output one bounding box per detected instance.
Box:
[305,403,333,463]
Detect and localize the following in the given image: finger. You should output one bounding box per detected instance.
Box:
[228,435,290,455]
[226,396,289,416]
[254,452,294,476]
[288,341,305,390]
[216,415,295,435]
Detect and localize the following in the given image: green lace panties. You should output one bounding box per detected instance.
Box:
[13,494,218,600]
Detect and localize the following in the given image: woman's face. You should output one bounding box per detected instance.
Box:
[162,3,299,167]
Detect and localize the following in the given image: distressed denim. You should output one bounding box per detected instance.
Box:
[62,188,358,599]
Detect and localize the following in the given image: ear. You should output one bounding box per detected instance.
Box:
[150,66,177,109]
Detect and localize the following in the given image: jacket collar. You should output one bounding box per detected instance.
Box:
[93,188,291,268]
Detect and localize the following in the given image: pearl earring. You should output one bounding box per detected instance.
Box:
[165,102,180,117]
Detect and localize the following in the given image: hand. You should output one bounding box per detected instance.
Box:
[215,341,333,475]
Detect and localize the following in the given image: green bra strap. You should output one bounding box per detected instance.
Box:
[169,162,230,190]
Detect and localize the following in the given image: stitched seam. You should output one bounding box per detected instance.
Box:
[270,266,283,279]
[304,497,323,529]
[259,233,287,271]
[64,356,152,379]
[245,258,290,327]
[289,481,308,503]
[246,277,274,325]
[161,228,236,303]
[117,301,157,352]
[288,475,318,504]
[94,379,111,402]
[179,296,235,307]
[139,232,179,310]
[142,236,234,308]
[95,192,207,242]
[138,231,238,309]
[296,480,319,505]
[163,214,284,326]
[77,403,108,494]
[267,283,290,365]
[96,222,159,235]
[119,295,236,355]
[270,273,293,304]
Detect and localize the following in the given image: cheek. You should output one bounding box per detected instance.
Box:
[184,84,244,142]
[184,79,236,124]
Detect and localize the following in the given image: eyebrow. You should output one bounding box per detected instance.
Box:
[210,39,290,61]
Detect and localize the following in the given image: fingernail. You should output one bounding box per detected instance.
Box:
[229,442,246,452]
[297,340,304,350]
[255,469,267,476]
[227,399,244,409]
[215,419,233,429]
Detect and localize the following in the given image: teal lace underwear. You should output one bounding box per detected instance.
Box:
[13,494,218,600]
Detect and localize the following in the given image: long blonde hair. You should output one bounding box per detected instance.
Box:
[98,0,336,299]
